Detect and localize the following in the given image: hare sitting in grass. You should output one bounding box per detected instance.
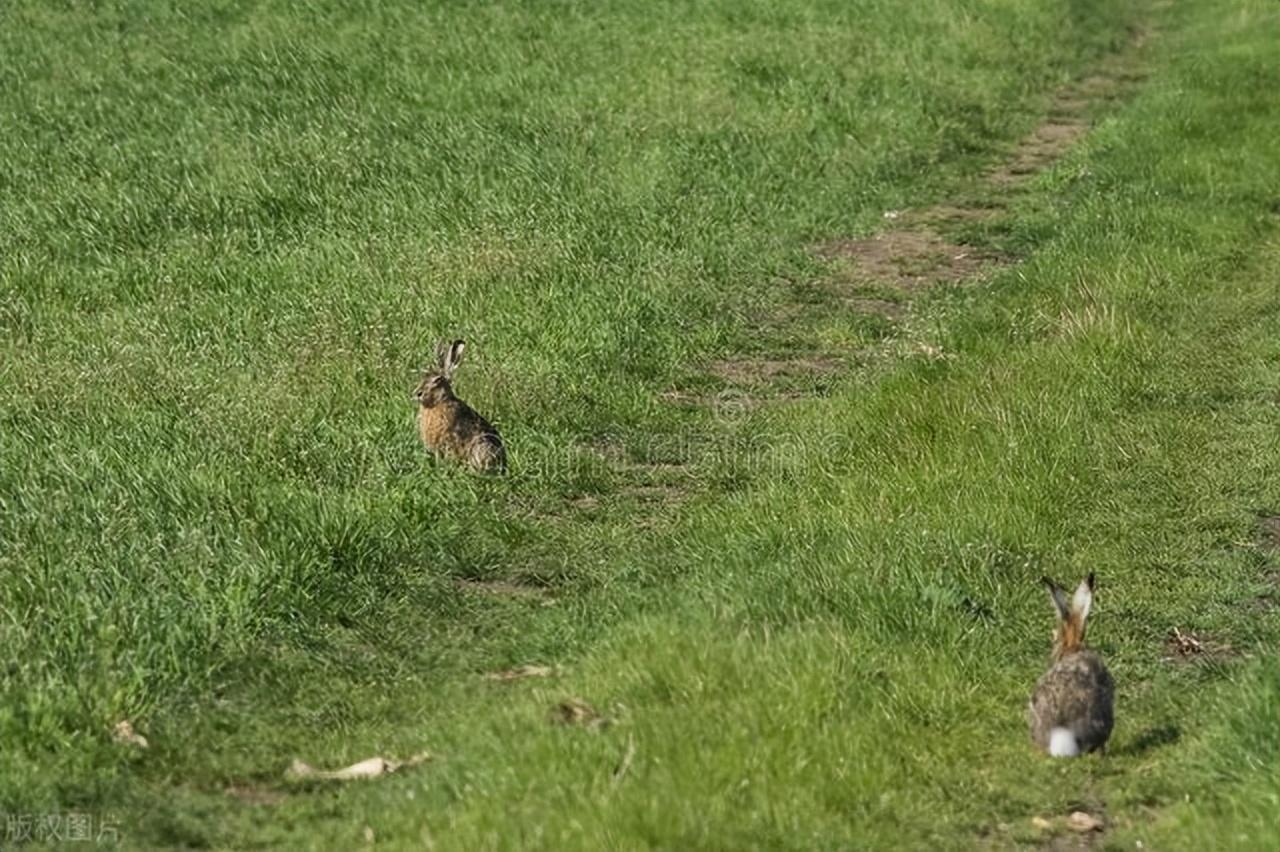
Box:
[1029,573,1114,757]
[413,339,506,473]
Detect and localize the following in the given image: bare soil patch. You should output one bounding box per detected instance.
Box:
[1246,570,1280,612]
[452,577,550,600]
[1256,514,1280,551]
[659,386,811,413]
[902,202,1004,227]
[987,120,1089,186]
[556,439,696,514]
[588,441,693,483]
[707,354,843,385]
[844,297,907,320]
[1246,516,1280,610]
[815,229,1004,291]
[617,483,688,504]
[675,353,844,411]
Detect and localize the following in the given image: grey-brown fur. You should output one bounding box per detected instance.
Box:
[1028,573,1114,755]
[414,339,506,473]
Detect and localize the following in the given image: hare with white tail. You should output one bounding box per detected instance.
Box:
[1029,573,1114,757]
[413,339,506,473]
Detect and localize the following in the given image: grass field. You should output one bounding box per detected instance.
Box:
[2,0,1279,848]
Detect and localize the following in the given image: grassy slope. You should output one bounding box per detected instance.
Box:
[2,0,1278,848]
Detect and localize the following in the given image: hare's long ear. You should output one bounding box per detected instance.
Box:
[442,339,466,378]
[435,340,453,371]
[1071,573,1095,624]
[1042,576,1070,622]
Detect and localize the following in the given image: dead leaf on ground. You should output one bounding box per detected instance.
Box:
[286,751,431,782]
[910,341,950,361]
[1163,627,1235,662]
[1068,811,1105,833]
[485,664,555,681]
[552,698,608,729]
[1166,626,1205,657]
[112,720,148,749]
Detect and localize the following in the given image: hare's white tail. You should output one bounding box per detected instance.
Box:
[1048,727,1079,757]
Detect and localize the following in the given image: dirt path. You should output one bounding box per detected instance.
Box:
[670,25,1152,411]
[578,25,1153,514]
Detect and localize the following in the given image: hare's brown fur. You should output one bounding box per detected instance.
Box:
[414,340,506,473]
[1029,650,1114,753]
[1028,573,1114,755]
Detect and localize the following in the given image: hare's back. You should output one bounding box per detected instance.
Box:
[1030,651,1114,750]
[449,403,499,443]
[449,403,504,470]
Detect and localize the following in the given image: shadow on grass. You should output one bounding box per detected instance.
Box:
[1113,724,1181,757]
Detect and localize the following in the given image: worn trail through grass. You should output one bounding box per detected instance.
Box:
[1,0,1278,849]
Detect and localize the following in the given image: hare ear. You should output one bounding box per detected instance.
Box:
[1071,573,1095,624]
[435,340,452,371]
[449,339,466,368]
[440,339,465,377]
[1042,577,1070,622]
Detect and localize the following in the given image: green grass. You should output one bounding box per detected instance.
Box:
[2,0,1279,848]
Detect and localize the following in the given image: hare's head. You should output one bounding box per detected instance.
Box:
[413,339,466,408]
[1042,573,1095,661]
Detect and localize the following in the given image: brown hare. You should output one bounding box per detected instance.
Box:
[1028,573,1114,757]
[413,339,506,473]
